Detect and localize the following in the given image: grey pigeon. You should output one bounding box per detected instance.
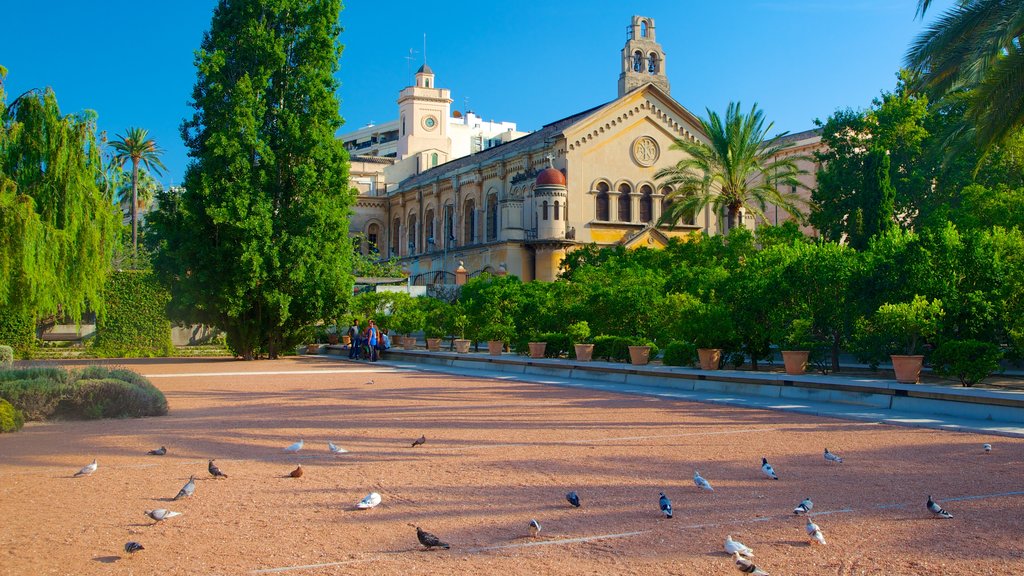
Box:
[823,448,843,463]
[983,443,992,452]
[733,551,769,574]
[659,492,673,518]
[806,518,827,545]
[74,459,97,477]
[693,470,714,492]
[927,495,953,519]
[411,524,450,549]
[283,438,304,453]
[328,442,348,454]
[760,457,778,480]
[144,509,182,523]
[124,541,144,555]
[208,459,227,478]
[173,475,195,500]
[566,491,580,508]
[793,498,813,515]
[411,435,426,447]
[528,519,541,537]
[147,446,167,456]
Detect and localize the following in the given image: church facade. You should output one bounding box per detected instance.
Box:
[347,16,821,284]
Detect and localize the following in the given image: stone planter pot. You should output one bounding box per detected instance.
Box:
[528,342,547,359]
[454,339,471,354]
[487,340,504,355]
[891,354,924,383]
[342,335,351,346]
[403,336,417,349]
[628,345,651,365]
[574,343,595,362]
[697,348,722,370]
[306,343,321,354]
[327,333,339,345]
[781,350,810,375]
[426,338,441,351]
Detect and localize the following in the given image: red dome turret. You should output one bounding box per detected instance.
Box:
[536,167,566,186]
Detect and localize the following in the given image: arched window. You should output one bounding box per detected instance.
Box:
[431,152,438,167]
[554,200,560,220]
[596,182,609,221]
[648,52,659,74]
[425,78,431,88]
[463,199,476,243]
[542,200,549,221]
[367,223,380,254]
[618,183,632,222]
[391,217,401,257]
[639,185,653,223]
[640,20,648,37]
[401,115,406,136]
[407,213,417,253]
[444,205,454,247]
[633,50,644,72]
[424,209,435,247]
[486,193,498,241]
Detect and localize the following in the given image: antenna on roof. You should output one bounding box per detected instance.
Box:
[404,48,418,79]
[423,33,427,66]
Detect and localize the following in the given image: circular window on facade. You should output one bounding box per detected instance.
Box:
[422,115,438,130]
[631,136,660,167]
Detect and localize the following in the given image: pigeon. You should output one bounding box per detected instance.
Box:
[123,541,144,555]
[411,435,426,448]
[824,448,843,463]
[693,470,714,492]
[411,524,450,549]
[566,491,580,508]
[328,442,348,454]
[793,498,813,515]
[983,443,992,452]
[760,457,778,480]
[733,552,769,574]
[208,459,227,478]
[365,379,374,385]
[806,519,827,545]
[289,465,303,478]
[144,509,182,523]
[147,446,167,456]
[356,492,382,509]
[528,519,541,538]
[659,492,673,519]
[173,475,196,500]
[927,495,953,519]
[283,438,304,453]
[74,459,97,477]
[724,534,754,557]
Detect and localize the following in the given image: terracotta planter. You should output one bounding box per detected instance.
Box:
[697,348,722,370]
[426,338,441,351]
[628,345,651,365]
[403,336,417,349]
[327,333,339,345]
[487,340,504,355]
[891,354,924,383]
[306,343,321,354]
[528,342,547,358]
[574,343,594,362]
[454,339,471,353]
[342,335,351,346]
[781,350,810,375]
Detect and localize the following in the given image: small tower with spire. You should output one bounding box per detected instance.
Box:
[534,154,568,240]
[618,15,670,97]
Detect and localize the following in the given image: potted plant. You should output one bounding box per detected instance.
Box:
[628,339,658,366]
[325,324,340,345]
[568,321,594,362]
[421,299,450,351]
[688,302,735,371]
[481,321,515,356]
[779,318,814,375]
[931,339,1002,387]
[452,313,471,354]
[861,296,944,383]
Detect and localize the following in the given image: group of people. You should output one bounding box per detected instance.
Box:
[346,319,391,361]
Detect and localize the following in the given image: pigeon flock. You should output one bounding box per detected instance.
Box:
[70,435,983,568]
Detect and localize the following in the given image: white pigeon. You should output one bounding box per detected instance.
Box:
[793,497,813,515]
[733,552,769,575]
[806,519,827,545]
[927,495,953,519]
[356,492,382,509]
[760,457,778,480]
[365,379,374,385]
[983,443,992,452]
[693,470,714,492]
[283,438,304,453]
[144,509,182,523]
[73,459,97,477]
[528,519,541,538]
[724,534,754,557]
[328,442,348,454]
[824,448,843,463]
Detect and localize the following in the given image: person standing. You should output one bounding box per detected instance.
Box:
[367,320,379,362]
[347,319,361,359]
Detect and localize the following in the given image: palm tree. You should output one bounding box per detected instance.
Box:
[109,127,165,255]
[906,0,1024,152]
[655,102,808,231]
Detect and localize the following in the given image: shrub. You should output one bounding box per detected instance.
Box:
[0,398,24,432]
[593,335,632,362]
[92,270,174,358]
[931,339,1002,387]
[0,310,35,359]
[0,365,166,420]
[566,321,591,345]
[0,377,71,420]
[662,341,697,366]
[536,332,571,358]
[0,345,13,368]
[66,378,168,419]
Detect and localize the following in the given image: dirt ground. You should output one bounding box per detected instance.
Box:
[0,356,1021,576]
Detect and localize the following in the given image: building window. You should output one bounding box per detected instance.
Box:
[431,152,438,167]
[444,205,454,247]
[401,115,405,136]
[554,200,560,220]
[618,183,632,222]
[391,218,401,257]
[648,52,659,74]
[542,200,549,221]
[407,214,417,253]
[463,199,476,243]
[424,209,435,247]
[639,185,653,223]
[633,50,644,72]
[596,182,609,221]
[486,193,498,241]
[367,223,379,254]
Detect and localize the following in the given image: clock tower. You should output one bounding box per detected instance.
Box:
[397,63,453,168]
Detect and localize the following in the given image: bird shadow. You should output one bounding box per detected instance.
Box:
[775,539,811,547]
[153,497,178,503]
[92,556,120,564]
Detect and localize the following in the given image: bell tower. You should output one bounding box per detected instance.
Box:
[397,63,453,164]
[617,15,670,97]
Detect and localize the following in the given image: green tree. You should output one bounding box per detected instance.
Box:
[0,69,119,328]
[148,0,353,359]
[109,127,165,257]
[656,102,808,231]
[907,0,1024,153]
[114,167,161,217]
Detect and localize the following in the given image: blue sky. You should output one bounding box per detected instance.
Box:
[1,0,954,185]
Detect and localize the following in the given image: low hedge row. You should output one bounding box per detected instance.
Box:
[0,365,167,422]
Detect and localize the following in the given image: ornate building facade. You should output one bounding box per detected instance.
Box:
[347,15,821,284]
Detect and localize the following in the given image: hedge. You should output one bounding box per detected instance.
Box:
[0,398,24,432]
[0,310,35,359]
[663,341,697,367]
[92,270,174,357]
[0,365,167,420]
[0,345,13,368]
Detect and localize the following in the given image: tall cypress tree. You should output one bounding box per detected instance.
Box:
[852,147,896,251]
[149,0,353,359]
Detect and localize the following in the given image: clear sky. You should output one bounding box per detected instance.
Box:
[1,0,954,186]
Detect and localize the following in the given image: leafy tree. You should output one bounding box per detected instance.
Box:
[148,0,353,359]
[656,102,808,231]
[109,127,165,257]
[113,167,161,218]
[0,69,119,327]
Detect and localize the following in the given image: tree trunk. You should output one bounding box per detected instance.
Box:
[750,355,758,371]
[131,158,139,258]
[831,333,841,373]
[727,205,741,230]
